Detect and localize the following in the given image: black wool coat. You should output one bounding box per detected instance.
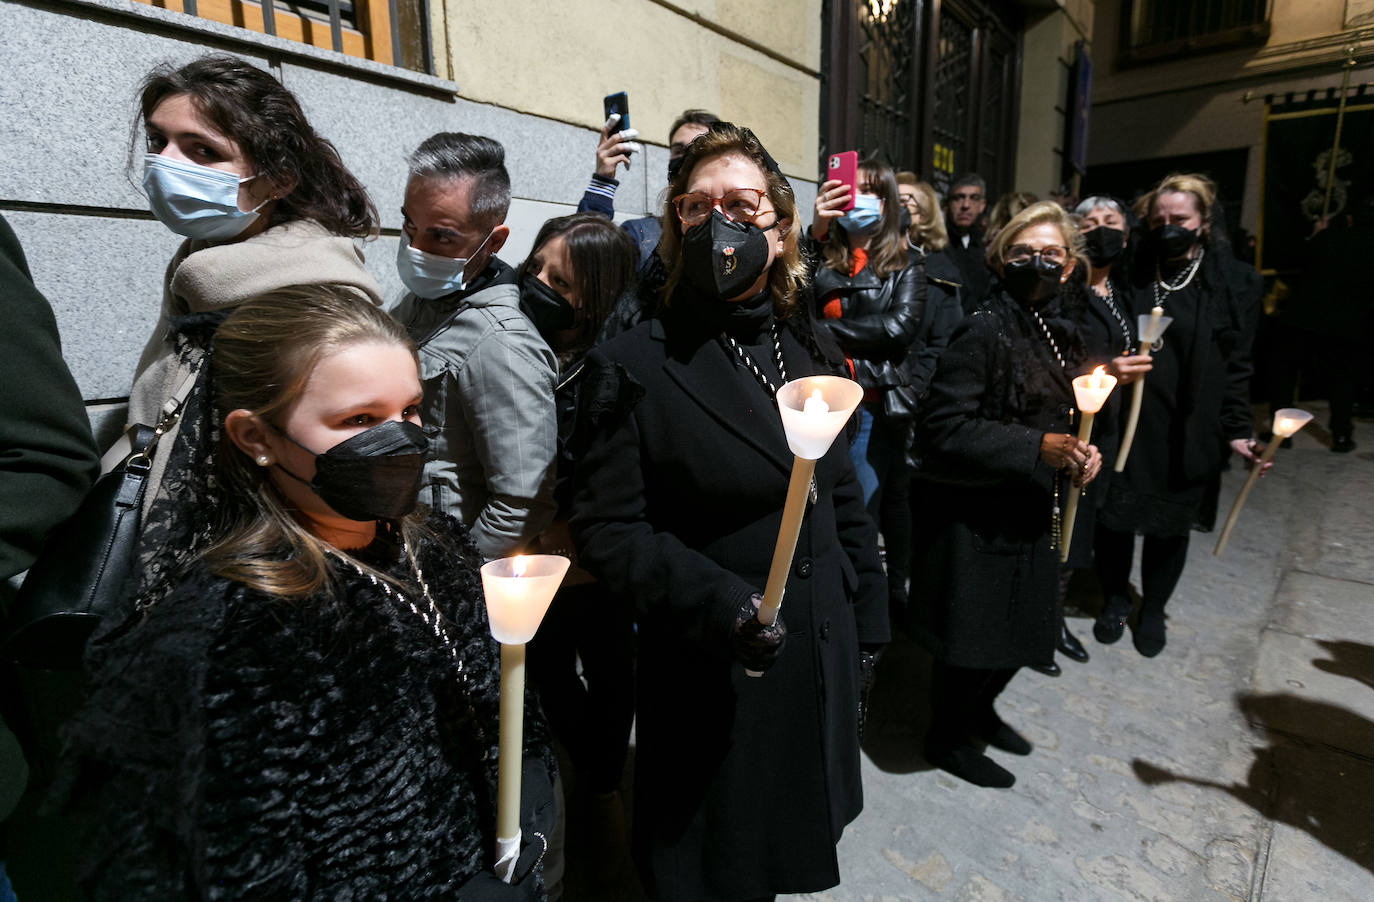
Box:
[570,308,888,902]
[909,290,1077,669]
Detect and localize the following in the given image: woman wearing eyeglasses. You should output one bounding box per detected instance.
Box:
[570,124,887,901]
[910,201,1102,789]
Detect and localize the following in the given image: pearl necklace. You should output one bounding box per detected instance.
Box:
[1152,248,1205,309]
[1095,280,1134,355]
[1027,307,1066,371]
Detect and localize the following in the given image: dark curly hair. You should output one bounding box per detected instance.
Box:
[135,54,378,238]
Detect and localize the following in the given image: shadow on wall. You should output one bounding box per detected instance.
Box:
[1133,639,1374,877]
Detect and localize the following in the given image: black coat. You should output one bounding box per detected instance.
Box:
[0,215,98,592]
[903,247,966,400]
[910,291,1077,668]
[63,514,556,900]
[812,253,927,401]
[569,307,888,901]
[943,228,992,311]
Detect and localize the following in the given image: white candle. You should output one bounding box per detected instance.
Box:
[1213,408,1313,557]
[1060,366,1118,563]
[1114,307,1173,472]
[752,377,863,671]
[480,553,569,881]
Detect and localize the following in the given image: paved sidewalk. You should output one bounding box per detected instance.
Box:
[792,405,1374,902]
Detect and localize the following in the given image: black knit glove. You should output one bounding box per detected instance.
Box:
[455,836,545,901]
[731,593,786,672]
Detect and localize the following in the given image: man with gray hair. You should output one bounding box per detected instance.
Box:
[391,132,557,559]
[943,172,991,310]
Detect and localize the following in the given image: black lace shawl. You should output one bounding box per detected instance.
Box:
[60,513,554,900]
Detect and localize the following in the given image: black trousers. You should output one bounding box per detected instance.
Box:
[1094,526,1190,612]
[926,662,1018,753]
[526,581,636,794]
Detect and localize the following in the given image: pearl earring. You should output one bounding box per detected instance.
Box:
[256,454,272,466]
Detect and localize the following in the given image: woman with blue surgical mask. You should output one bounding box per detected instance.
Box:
[125,54,384,535]
[809,156,928,621]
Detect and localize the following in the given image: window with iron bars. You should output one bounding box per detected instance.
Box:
[131,0,434,73]
[1120,0,1270,65]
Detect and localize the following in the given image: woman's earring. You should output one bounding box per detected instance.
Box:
[256,454,272,466]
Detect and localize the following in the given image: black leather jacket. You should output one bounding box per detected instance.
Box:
[812,256,927,392]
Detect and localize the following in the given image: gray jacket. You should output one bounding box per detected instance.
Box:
[392,261,558,559]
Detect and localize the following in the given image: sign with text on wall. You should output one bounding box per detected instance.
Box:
[932,142,957,197]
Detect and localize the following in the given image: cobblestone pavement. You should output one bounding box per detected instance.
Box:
[790,405,1374,902]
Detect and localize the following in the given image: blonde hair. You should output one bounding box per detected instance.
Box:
[903,180,949,252]
[986,192,1038,242]
[204,286,427,599]
[985,200,1088,276]
[1135,172,1215,239]
[657,124,807,318]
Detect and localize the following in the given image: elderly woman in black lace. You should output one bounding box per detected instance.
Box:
[910,202,1103,789]
[61,288,554,901]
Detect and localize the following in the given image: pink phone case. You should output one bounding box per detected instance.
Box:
[827,151,858,212]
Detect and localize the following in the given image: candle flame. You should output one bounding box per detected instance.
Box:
[803,388,830,415]
[512,555,527,578]
[1090,365,1108,389]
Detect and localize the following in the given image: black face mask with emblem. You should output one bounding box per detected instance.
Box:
[680,209,774,302]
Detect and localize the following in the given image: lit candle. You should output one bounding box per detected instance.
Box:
[750,377,863,677]
[1213,408,1313,557]
[1060,365,1118,563]
[1114,306,1173,472]
[480,553,570,881]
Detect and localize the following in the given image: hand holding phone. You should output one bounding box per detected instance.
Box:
[812,151,857,241]
[827,151,858,211]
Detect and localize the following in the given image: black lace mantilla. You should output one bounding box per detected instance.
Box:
[60,513,554,900]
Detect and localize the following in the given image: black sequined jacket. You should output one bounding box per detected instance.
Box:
[59,514,555,901]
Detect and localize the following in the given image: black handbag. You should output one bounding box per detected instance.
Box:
[2,424,158,670]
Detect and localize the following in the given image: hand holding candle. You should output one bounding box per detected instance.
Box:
[1060,366,1118,563]
[748,376,862,676]
[1114,307,1172,472]
[481,553,570,882]
[1213,408,1312,557]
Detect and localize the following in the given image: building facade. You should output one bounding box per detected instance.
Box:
[1086,0,1373,257]
[5,0,1093,443]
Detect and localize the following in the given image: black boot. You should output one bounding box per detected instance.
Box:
[976,713,1032,755]
[1094,596,1131,644]
[1058,620,1090,663]
[1133,605,1168,657]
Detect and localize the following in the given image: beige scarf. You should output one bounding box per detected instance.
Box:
[122,219,384,511]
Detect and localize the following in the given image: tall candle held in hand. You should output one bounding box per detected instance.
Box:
[1060,366,1118,563]
[481,553,569,881]
[753,377,863,652]
[1114,306,1173,472]
[1213,408,1313,557]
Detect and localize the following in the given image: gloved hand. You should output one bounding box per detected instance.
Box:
[731,593,786,672]
[455,757,555,901]
[455,837,546,901]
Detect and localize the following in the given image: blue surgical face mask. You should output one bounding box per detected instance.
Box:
[142,154,266,241]
[396,229,495,300]
[836,193,883,235]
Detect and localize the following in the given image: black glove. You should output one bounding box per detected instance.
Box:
[521,755,557,841]
[455,757,555,901]
[731,593,786,672]
[455,836,546,901]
